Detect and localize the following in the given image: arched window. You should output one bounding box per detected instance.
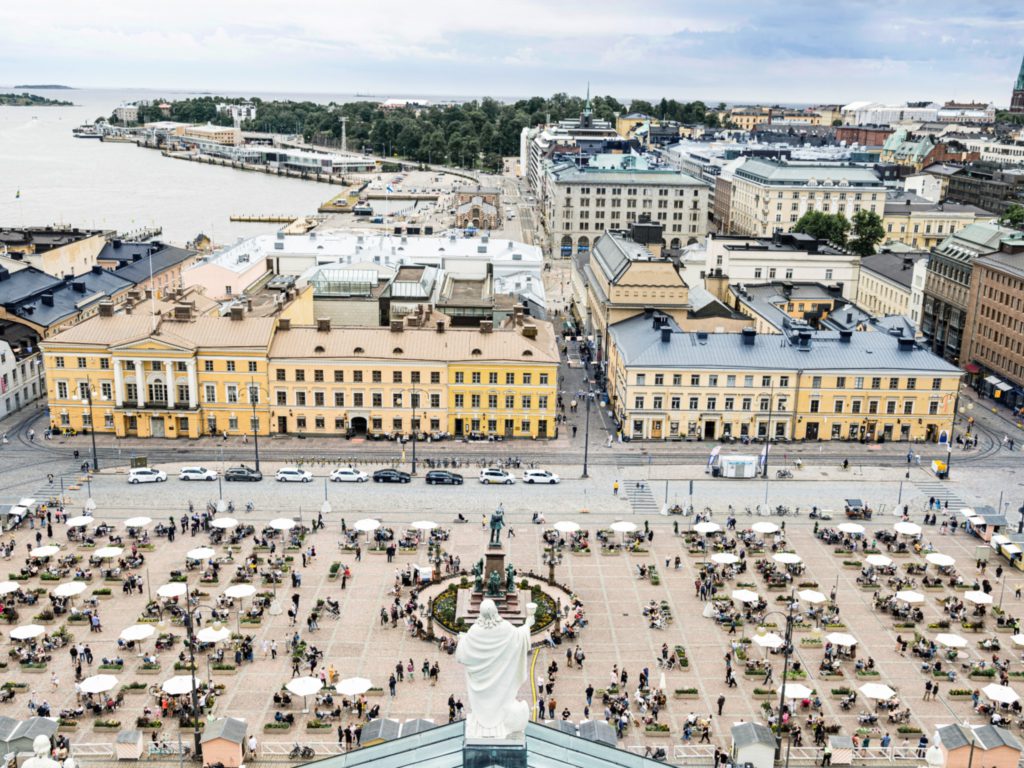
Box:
[393,347,403,354]
[314,345,325,354]
[354,347,364,354]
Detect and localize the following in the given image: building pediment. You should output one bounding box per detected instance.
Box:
[110,336,194,354]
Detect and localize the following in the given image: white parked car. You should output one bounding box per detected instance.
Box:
[330,467,369,483]
[128,468,167,484]
[276,467,313,483]
[178,466,217,481]
[479,468,516,485]
[523,469,560,484]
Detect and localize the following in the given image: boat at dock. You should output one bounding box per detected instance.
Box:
[72,123,101,139]
[352,202,374,216]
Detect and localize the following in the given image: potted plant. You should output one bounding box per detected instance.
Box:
[264,722,292,732]
[673,688,698,699]
[136,717,162,731]
[644,723,670,736]
[830,687,852,700]
[306,719,332,730]
[94,719,121,731]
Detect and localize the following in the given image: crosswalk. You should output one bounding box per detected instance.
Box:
[913,480,968,509]
[625,481,659,516]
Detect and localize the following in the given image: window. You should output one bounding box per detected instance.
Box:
[851,400,862,414]
[56,381,68,398]
[370,393,381,407]
[295,369,306,382]
[78,381,90,399]
[538,396,548,410]
[100,382,112,400]
[868,400,879,414]
[353,370,363,383]
[634,396,645,409]
[248,361,257,373]
[834,399,844,413]
[455,372,464,384]
[334,370,344,383]
[903,400,914,415]
[226,361,236,372]
[726,375,736,387]
[779,376,789,387]
[54,356,65,369]
[332,391,344,407]
[248,384,259,404]
[454,394,464,408]
[825,269,833,280]
[276,369,286,381]
[506,373,515,385]
[928,401,939,415]
[785,269,793,279]
[539,373,549,385]
[277,391,287,406]
[204,360,214,372]
[505,395,515,409]
[204,384,216,402]
[392,371,402,383]
[522,396,532,409]
[754,268,762,279]
[76,356,86,368]
[226,385,238,403]
[906,377,917,390]
[761,375,771,387]
[314,369,324,382]
[488,372,498,385]
[488,395,498,409]
[690,374,700,386]
[372,371,382,383]
[100,358,110,370]
[871,377,881,389]
[855,377,864,389]
[431,372,440,384]
[296,391,307,406]
[393,393,403,407]
[430,394,440,408]
[809,399,820,413]
[724,397,734,410]
[689,397,699,409]
[708,375,718,386]
[652,396,663,409]
[671,396,681,409]
[886,400,896,414]
[707,397,717,410]
[353,393,363,407]
[812,376,822,388]
[636,374,646,386]
[931,378,942,390]
[836,376,846,388]
[888,377,899,389]
[411,371,421,384]
[776,398,787,411]
[310,391,323,406]
[523,373,532,385]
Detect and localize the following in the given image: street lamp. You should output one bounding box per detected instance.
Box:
[400,388,428,475]
[71,386,103,471]
[759,591,797,760]
[248,379,262,473]
[581,386,597,479]
[944,388,961,480]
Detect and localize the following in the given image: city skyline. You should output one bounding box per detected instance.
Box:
[2,1,1024,105]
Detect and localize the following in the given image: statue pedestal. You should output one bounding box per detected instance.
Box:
[463,738,527,768]
[456,588,530,626]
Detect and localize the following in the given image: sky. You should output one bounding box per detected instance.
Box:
[2,1,1024,105]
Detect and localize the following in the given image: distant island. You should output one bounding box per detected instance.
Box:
[14,84,73,89]
[0,92,74,106]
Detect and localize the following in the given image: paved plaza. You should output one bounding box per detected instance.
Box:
[0,450,1023,763]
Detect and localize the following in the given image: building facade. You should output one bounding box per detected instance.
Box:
[0,342,44,420]
[921,222,1019,364]
[541,156,709,256]
[946,162,1024,214]
[0,227,108,277]
[40,313,559,440]
[882,193,996,251]
[961,236,1024,410]
[606,312,961,443]
[857,250,930,326]
[727,159,886,238]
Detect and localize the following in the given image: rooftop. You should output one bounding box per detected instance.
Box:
[0,227,105,252]
[734,158,884,188]
[712,233,849,257]
[547,163,704,187]
[609,312,960,374]
[0,266,135,327]
[883,190,991,216]
[860,250,931,289]
[42,314,276,350]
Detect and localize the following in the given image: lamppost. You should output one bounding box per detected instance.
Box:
[581,386,596,479]
[944,388,961,480]
[247,379,262,473]
[542,550,562,585]
[71,385,103,471]
[401,388,428,475]
[759,591,796,760]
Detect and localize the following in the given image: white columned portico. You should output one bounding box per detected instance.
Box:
[134,359,146,406]
[164,360,176,408]
[186,361,198,409]
[112,359,125,407]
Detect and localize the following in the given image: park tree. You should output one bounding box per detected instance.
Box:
[848,210,886,256]
[1000,204,1024,229]
[793,211,850,246]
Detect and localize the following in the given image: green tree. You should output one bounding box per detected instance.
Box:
[1000,204,1024,229]
[793,211,850,246]
[848,210,886,256]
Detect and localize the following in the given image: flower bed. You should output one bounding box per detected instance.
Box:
[674,646,689,668]
[306,720,332,730]
[264,722,292,732]
[94,720,121,731]
[673,688,698,699]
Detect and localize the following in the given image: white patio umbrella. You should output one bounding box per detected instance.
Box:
[752,522,780,534]
[0,582,20,595]
[894,522,922,536]
[93,546,123,560]
[780,683,814,700]
[210,517,238,530]
[983,684,1020,705]
[124,516,152,529]
[157,583,187,599]
[353,518,381,532]
[773,552,802,565]
[554,521,581,534]
[196,626,230,644]
[65,516,93,528]
[79,674,118,695]
[895,590,924,604]
[186,547,215,561]
[119,625,155,643]
[30,545,60,558]
[753,632,784,650]
[269,518,296,531]
[935,633,968,649]
[825,632,858,647]
[859,682,896,700]
[610,521,638,533]
[224,584,256,600]
[731,589,760,603]
[964,591,993,605]
[798,589,827,604]
[286,675,324,713]
[52,582,86,598]
[336,677,373,697]
[711,553,740,565]
[1012,635,1024,648]
[694,522,721,534]
[161,675,198,696]
[865,554,893,567]
[838,523,865,535]
[410,521,438,531]
[926,553,957,568]
[10,624,45,641]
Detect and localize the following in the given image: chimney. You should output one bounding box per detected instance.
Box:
[98,301,114,318]
[741,327,756,346]
[897,337,916,351]
[278,317,291,331]
[436,320,445,333]
[479,320,493,334]
[838,330,853,343]
[643,306,654,318]
[229,305,244,321]
[660,327,672,343]
[522,325,538,339]
[72,281,87,294]
[317,317,331,332]
[41,293,54,307]
[91,265,103,275]
[390,320,404,333]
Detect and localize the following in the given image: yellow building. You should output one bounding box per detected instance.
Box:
[728,108,771,131]
[606,311,961,442]
[41,311,559,440]
[182,123,241,146]
[882,195,996,251]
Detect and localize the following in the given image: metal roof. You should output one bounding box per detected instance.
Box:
[201,716,247,744]
[732,722,775,748]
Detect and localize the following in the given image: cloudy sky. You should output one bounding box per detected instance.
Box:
[2,1,1023,104]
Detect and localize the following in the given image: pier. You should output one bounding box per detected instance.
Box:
[116,226,162,241]
[229,215,297,223]
[161,151,347,185]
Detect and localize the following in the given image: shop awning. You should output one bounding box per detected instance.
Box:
[996,382,1013,393]
[984,375,1002,386]
[964,363,981,374]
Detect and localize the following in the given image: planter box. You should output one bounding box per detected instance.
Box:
[820,673,844,681]
[20,665,47,673]
[856,671,881,678]
[211,667,237,676]
[831,691,853,700]
[644,730,671,738]
[752,692,775,700]
[264,724,292,733]
[948,694,973,701]
[93,724,120,732]
[122,686,147,695]
[673,692,699,700]
[137,725,161,732]
[57,723,77,733]
[137,664,161,675]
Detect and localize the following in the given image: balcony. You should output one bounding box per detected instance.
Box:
[118,401,200,412]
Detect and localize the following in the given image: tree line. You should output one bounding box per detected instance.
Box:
[111,94,722,171]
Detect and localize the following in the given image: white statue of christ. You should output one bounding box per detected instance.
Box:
[455,598,537,740]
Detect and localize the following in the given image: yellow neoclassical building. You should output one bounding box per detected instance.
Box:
[606,311,962,443]
[41,311,559,440]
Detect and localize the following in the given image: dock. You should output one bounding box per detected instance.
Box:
[116,226,162,241]
[161,151,347,185]
[365,192,438,201]
[229,215,297,223]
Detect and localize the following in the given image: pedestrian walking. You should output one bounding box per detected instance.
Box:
[613,481,619,496]
[717,694,725,715]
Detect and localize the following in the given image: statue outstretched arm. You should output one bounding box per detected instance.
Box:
[525,602,537,631]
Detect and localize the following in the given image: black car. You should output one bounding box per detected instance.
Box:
[373,468,411,484]
[224,465,263,482]
[425,470,463,485]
